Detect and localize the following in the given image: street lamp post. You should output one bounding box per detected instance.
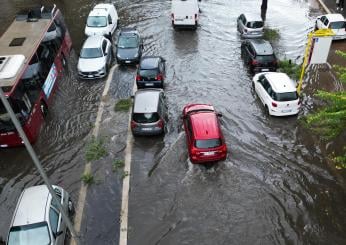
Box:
[0,88,81,245]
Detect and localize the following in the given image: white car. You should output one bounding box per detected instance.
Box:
[85,3,118,37]
[315,14,346,40]
[237,13,264,38]
[78,35,113,79]
[7,185,73,245]
[171,0,200,29]
[253,72,300,116]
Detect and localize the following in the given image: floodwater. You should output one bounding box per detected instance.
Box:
[0,0,345,244]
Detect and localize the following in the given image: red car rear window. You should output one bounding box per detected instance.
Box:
[195,138,221,149]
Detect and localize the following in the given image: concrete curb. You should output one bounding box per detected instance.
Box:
[316,0,332,14]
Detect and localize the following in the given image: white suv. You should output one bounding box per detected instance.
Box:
[85,3,118,37]
[253,72,300,116]
[7,185,73,245]
[78,35,113,79]
[315,14,346,40]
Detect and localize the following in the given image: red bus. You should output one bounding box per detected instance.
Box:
[0,5,72,147]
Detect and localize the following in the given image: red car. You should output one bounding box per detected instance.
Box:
[182,104,227,164]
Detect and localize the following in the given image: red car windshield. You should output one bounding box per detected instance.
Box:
[195,138,222,149]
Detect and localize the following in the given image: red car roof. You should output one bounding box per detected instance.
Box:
[190,112,220,140]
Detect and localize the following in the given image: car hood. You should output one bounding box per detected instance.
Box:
[78,57,105,72]
[117,48,139,59]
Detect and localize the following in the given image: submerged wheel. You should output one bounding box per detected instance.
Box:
[40,101,48,118]
[68,198,75,216]
[265,105,270,116]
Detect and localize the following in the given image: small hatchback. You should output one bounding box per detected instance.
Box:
[85,3,118,37]
[315,14,346,40]
[182,104,227,164]
[237,13,264,38]
[116,27,143,65]
[131,89,167,136]
[7,185,73,245]
[136,56,166,89]
[78,35,113,79]
[241,39,278,73]
[253,72,301,116]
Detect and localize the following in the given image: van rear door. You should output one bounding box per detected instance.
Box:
[172,0,198,26]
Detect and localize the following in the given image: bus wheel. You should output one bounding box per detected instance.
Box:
[40,101,48,118]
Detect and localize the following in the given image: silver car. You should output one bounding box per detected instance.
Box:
[131,89,168,136]
[7,185,73,245]
[237,13,264,38]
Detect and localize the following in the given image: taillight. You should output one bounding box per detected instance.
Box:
[156,74,163,81]
[157,119,164,129]
[191,148,201,157]
[272,102,278,107]
[136,75,141,81]
[131,121,137,129]
[251,60,258,65]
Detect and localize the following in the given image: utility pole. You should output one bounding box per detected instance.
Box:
[0,88,81,245]
[261,0,268,21]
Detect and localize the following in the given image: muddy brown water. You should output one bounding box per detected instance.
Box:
[0,0,345,244]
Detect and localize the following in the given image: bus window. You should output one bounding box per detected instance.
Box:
[22,53,41,80]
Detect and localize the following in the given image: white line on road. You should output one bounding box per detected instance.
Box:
[71,64,118,245]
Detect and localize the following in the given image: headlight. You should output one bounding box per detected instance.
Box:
[98,67,105,73]
[134,53,139,58]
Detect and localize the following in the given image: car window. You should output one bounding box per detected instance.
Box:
[8,222,51,245]
[246,21,263,28]
[51,189,62,210]
[329,21,345,29]
[133,113,159,123]
[256,55,275,62]
[195,139,222,149]
[275,92,298,101]
[87,16,107,27]
[118,35,139,48]
[320,16,326,23]
[49,207,59,234]
[262,78,271,91]
[139,69,158,78]
[258,74,265,84]
[80,48,102,58]
[324,18,329,26]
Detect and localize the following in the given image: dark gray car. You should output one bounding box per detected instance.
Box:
[116,27,143,65]
[131,89,167,136]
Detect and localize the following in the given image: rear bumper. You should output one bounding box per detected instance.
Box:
[253,66,277,73]
[332,34,346,40]
[241,33,263,38]
[190,152,227,164]
[117,57,139,65]
[136,80,163,89]
[270,107,299,117]
[132,127,163,136]
[0,130,34,148]
[78,72,107,79]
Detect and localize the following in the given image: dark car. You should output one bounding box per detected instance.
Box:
[136,56,166,89]
[241,39,278,73]
[116,27,143,65]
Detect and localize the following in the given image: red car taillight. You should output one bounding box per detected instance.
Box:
[136,75,141,81]
[157,119,164,129]
[272,102,278,107]
[156,74,163,81]
[251,60,258,65]
[131,121,137,129]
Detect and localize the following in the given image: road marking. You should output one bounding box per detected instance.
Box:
[119,81,137,245]
[71,64,118,245]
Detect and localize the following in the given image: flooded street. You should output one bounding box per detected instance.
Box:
[0,0,345,244]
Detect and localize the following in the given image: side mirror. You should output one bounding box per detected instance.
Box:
[54,230,63,238]
[217,113,223,117]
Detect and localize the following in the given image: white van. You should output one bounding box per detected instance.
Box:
[85,3,118,37]
[171,0,200,29]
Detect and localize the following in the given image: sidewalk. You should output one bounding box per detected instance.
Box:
[318,0,346,16]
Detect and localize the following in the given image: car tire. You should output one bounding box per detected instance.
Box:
[68,198,75,216]
[40,101,48,118]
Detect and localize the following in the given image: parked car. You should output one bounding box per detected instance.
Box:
[252,72,301,116]
[237,13,264,38]
[131,89,167,136]
[171,0,200,29]
[241,39,277,73]
[182,104,227,164]
[77,35,113,79]
[116,27,143,65]
[7,185,73,245]
[85,3,118,37]
[136,56,166,89]
[315,14,346,40]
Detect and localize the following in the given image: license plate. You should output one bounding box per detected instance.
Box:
[175,18,184,21]
[125,60,131,63]
[145,83,154,86]
[203,151,215,156]
[88,75,93,78]
[282,109,292,113]
[141,128,152,131]
[261,68,269,71]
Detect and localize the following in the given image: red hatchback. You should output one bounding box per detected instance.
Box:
[182,104,227,164]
